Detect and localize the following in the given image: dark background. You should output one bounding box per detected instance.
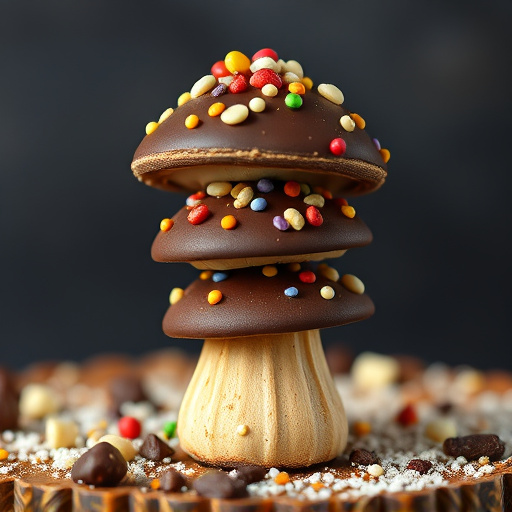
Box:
[1,1,511,370]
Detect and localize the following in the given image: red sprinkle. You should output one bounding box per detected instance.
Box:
[252,48,279,62]
[186,191,206,206]
[283,181,301,197]
[299,271,316,283]
[329,138,347,156]
[118,416,141,439]
[187,204,210,225]
[306,206,323,226]
[229,73,248,94]
[249,68,282,89]
[396,404,418,427]
[335,197,349,207]
[211,60,231,78]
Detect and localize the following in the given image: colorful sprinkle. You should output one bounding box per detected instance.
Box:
[380,148,391,163]
[177,92,191,106]
[237,424,250,436]
[340,115,356,132]
[341,274,365,294]
[199,271,213,280]
[318,264,339,282]
[160,218,174,232]
[169,288,184,305]
[285,93,303,109]
[284,181,301,197]
[300,183,311,196]
[187,204,210,225]
[350,113,366,129]
[252,48,279,62]
[335,197,349,207]
[261,83,278,97]
[208,102,226,117]
[284,287,298,297]
[318,83,344,105]
[257,178,274,193]
[373,138,381,150]
[220,104,249,125]
[288,82,306,95]
[224,51,251,74]
[299,271,316,283]
[273,216,289,231]
[0,449,9,461]
[288,262,301,272]
[207,290,223,305]
[305,206,323,226]
[320,286,336,300]
[211,60,231,78]
[330,138,347,156]
[301,76,313,90]
[186,191,206,206]
[185,114,199,129]
[274,472,290,485]
[145,121,159,135]
[249,97,266,113]
[341,205,356,218]
[250,68,282,89]
[250,197,267,211]
[190,75,216,98]
[212,272,229,283]
[262,265,278,277]
[163,421,177,439]
[207,181,232,197]
[221,214,237,230]
[211,83,228,97]
[158,108,174,123]
[229,73,248,94]
[284,208,305,230]
[118,416,141,439]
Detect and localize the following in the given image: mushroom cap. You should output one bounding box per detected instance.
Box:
[152,180,372,269]
[163,264,374,339]
[132,73,387,195]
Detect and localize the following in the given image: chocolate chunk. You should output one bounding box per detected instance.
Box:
[139,433,174,461]
[349,448,379,466]
[71,442,127,487]
[407,459,433,474]
[0,367,19,431]
[160,468,186,492]
[235,465,267,484]
[108,375,147,415]
[193,470,248,499]
[443,434,505,461]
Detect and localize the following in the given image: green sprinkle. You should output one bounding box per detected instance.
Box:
[285,93,303,109]
[163,420,177,439]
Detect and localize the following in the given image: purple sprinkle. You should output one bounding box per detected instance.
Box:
[257,179,274,193]
[211,83,227,97]
[284,287,298,297]
[273,216,289,231]
[372,138,381,150]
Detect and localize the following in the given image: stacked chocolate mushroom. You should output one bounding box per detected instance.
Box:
[131,48,389,468]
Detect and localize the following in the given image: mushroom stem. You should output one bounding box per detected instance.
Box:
[177,329,347,468]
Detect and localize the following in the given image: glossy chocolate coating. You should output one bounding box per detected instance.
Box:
[132,88,387,195]
[152,183,372,266]
[163,265,374,339]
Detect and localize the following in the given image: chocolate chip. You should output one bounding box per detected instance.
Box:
[193,470,248,499]
[443,434,505,461]
[71,442,127,487]
[160,468,186,492]
[407,459,433,474]
[139,433,174,461]
[349,448,379,466]
[235,465,267,484]
[0,367,19,431]
[108,374,147,416]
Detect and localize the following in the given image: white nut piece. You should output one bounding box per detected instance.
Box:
[303,193,325,208]
[98,434,137,461]
[158,108,174,123]
[318,83,344,105]
[340,115,356,132]
[231,182,249,198]
[283,208,305,230]
[283,60,304,78]
[341,274,365,294]
[424,418,457,443]
[367,464,384,477]
[318,264,340,282]
[218,75,233,86]
[351,352,400,391]
[250,57,279,73]
[19,384,60,420]
[249,97,266,113]
[220,104,249,125]
[233,186,254,208]
[206,181,232,197]
[46,417,79,449]
[190,74,217,98]
[282,71,300,84]
[261,84,278,97]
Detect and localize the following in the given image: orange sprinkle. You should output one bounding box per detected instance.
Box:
[341,205,356,218]
[160,218,174,232]
[208,290,223,305]
[350,113,366,129]
[311,482,324,491]
[208,102,226,117]
[0,449,9,461]
[301,76,314,90]
[288,82,306,95]
[353,420,372,437]
[321,189,333,200]
[200,270,213,280]
[284,181,301,197]
[274,471,290,485]
[150,478,160,490]
[185,114,199,129]
[380,148,391,163]
[221,214,237,230]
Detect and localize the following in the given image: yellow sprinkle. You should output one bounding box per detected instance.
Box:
[287,262,301,272]
[200,271,213,280]
[341,205,356,219]
[224,50,251,74]
[208,102,226,117]
[208,289,223,305]
[177,92,192,106]
[262,265,278,277]
[169,288,184,305]
[353,420,372,437]
[185,114,199,129]
[0,449,9,461]
[311,482,324,491]
[150,479,161,490]
[221,215,237,230]
[380,148,391,163]
[350,113,366,129]
[236,424,249,436]
[158,108,174,123]
[320,286,335,300]
[160,218,174,232]
[145,121,159,135]
[318,265,339,282]
[274,472,290,485]
[301,76,314,90]
[288,82,306,95]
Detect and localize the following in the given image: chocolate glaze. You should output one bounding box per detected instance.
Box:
[162,265,374,339]
[152,182,372,265]
[132,88,387,195]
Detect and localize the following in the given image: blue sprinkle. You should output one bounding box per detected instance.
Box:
[212,272,229,282]
[257,178,274,193]
[250,197,267,211]
[284,287,298,297]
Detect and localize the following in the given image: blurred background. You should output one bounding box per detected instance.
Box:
[1,1,511,370]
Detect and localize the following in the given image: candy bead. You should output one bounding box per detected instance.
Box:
[335,197,348,207]
[257,178,274,193]
[207,181,232,197]
[185,114,199,129]
[288,82,306,95]
[252,48,279,62]
[208,102,226,117]
[249,97,266,113]
[330,138,347,155]
[261,84,278,97]
[318,83,344,105]
[373,138,381,150]
[211,60,231,78]
[288,262,301,272]
[341,205,356,218]
[229,73,248,94]
[163,421,177,439]
[273,216,289,231]
[190,75,216,98]
[212,272,229,283]
[187,204,210,224]
[211,83,227,97]
[284,181,301,197]
[207,290,223,305]
[0,449,8,461]
[250,68,282,90]
[250,197,267,211]
[221,215,237,230]
[169,288,184,305]
[341,274,365,294]
[318,265,339,282]
[350,113,366,129]
[118,416,141,439]
[301,76,313,90]
[300,183,311,196]
[160,218,174,232]
[199,271,213,280]
[225,51,251,74]
[320,286,335,300]
[340,115,356,132]
[262,265,278,277]
[304,193,325,207]
[220,104,249,125]
[177,92,191,106]
[283,208,305,230]
[145,121,159,135]
[186,191,206,206]
[299,271,316,283]
[233,186,254,208]
[250,57,279,73]
[284,287,298,297]
[305,206,323,226]
[231,182,249,198]
[158,108,174,123]
[285,93,303,109]
[380,148,391,163]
